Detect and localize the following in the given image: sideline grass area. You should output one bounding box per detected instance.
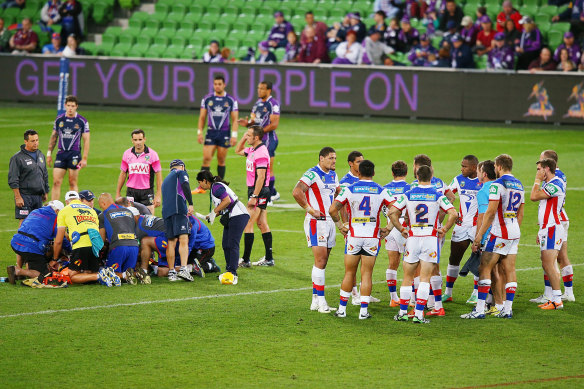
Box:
[0,105,583,388]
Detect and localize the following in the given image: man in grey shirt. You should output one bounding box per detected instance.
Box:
[364,30,395,65]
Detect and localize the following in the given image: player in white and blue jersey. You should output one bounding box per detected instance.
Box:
[47,95,90,201]
[339,151,363,187]
[197,75,239,179]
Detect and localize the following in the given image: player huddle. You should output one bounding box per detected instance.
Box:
[293,148,573,322]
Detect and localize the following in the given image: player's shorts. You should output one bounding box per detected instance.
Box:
[451,225,476,243]
[483,234,519,256]
[153,235,168,260]
[385,228,406,253]
[14,193,43,220]
[164,214,190,238]
[264,134,278,157]
[538,225,566,252]
[204,130,231,148]
[403,236,441,264]
[346,236,380,256]
[248,186,270,210]
[304,217,336,248]
[189,247,215,264]
[69,246,100,273]
[54,150,81,170]
[126,187,154,207]
[106,245,139,273]
[11,247,49,274]
[561,220,569,242]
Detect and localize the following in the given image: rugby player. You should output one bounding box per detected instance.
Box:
[197,75,239,180]
[463,154,524,319]
[47,95,90,201]
[443,155,481,303]
[339,151,363,186]
[530,158,566,310]
[390,165,458,324]
[330,160,392,319]
[292,147,340,313]
[235,126,274,267]
[116,129,162,215]
[239,81,281,201]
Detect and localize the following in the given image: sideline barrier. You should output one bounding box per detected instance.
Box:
[1,54,583,124]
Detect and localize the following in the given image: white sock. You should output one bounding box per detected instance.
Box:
[430,275,443,310]
[386,269,398,301]
[476,279,491,315]
[416,282,430,319]
[186,264,193,272]
[312,266,326,304]
[445,264,459,295]
[352,284,359,296]
[503,282,517,314]
[552,289,562,304]
[399,286,411,315]
[338,290,351,314]
[495,303,504,311]
[360,295,370,316]
[561,265,574,296]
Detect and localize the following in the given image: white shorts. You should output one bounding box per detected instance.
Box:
[385,228,406,253]
[451,225,476,243]
[561,220,569,242]
[403,236,441,264]
[345,236,380,256]
[304,217,336,248]
[484,234,519,256]
[538,225,566,252]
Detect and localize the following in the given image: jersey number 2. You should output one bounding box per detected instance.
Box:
[359,196,371,216]
[415,204,429,223]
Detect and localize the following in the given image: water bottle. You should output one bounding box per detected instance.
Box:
[0,277,9,283]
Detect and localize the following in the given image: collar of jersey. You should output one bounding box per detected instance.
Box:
[131,145,150,155]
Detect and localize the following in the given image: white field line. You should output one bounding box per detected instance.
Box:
[1,263,582,320]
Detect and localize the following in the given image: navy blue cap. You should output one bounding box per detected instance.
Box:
[79,190,95,201]
[169,159,185,169]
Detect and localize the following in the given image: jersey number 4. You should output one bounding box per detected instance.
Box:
[359,196,371,216]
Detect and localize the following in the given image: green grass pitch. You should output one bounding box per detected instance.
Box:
[0,105,583,388]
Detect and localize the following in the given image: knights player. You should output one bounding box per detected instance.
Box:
[197,75,239,180]
[463,154,524,319]
[529,158,567,310]
[329,160,392,319]
[292,147,340,313]
[390,165,458,324]
[383,160,410,307]
[339,151,363,186]
[443,155,481,303]
[239,81,281,201]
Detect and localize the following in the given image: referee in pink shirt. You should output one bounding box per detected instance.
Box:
[116,129,162,215]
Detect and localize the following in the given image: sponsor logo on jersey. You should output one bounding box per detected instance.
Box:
[410,193,437,201]
[303,171,316,180]
[495,242,506,249]
[546,184,558,195]
[117,233,136,240]
[111,263,119,270]
[353,186,380,194]
[144,216,156,227]
[429,251,437,258]
[109,211,131,219]
[489,185,499,195]
[556,239,562,246]
[73,215,98,225]
[129,163,150,174]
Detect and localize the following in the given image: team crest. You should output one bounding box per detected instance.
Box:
[111,263,119,270]
[556,239,562,245]
[525,82,554,120]
[429,251,437,258]
[224,102,229,107]
[263,107,267,112]
[59,122,64,127]
[347,244,354,251]
[460,181,465,188]
[208,101,213,106]
[74,124,80,129]
[145,155,150,161]
[495,242,506,249]
[564,83,584,119]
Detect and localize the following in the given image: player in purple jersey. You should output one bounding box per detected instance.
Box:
[197,75,239,180]
[47,95,90,202]
[239,81,281,201]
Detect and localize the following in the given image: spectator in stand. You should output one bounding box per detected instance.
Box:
[487,32,515,70]
[9,18,38,54]
[439,0,464,31]
[0,18,11,52]
[557,47,577,71]
[476,16,495,55]
[496,1,522,33]
[59,0,83,41]
[553,32,581,64]
[203,40,223,63]
[503,19,521,47]
[62,33,82,57]
[383,17,401,51]
[421,1,440,34]
[283,30,299,62]
[268,11,294,49]
[221,47,231,62]
[397,16,420,52]
[368,10,388,38]
[475,6,487,28]
[301,11,327,42]
[515,16,542,70]
[528,47,557,72]
[297,25,328,63]
[40,0,61,28]
[553,0,584,41]
[326,15,349,51]
[362,30,394,65]
[374,0,400,20]
[460,16,479,47]
[1,0,24,9]
[256,40,276,63]
[450,34,475,68]
[441,20,459,47]
[579,55,584,71]
[42,32,63,54]
[408,34,438,66]
[333,30,363,64]
[349,12,367,43]
[432,47,452,67]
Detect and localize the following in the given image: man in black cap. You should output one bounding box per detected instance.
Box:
[161,159,194,282]
[79,189,101,215]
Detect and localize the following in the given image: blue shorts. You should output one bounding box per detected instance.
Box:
[164,214,190,238]
[155,237,192,267]
[106,245,139,273]
[264,133,278,157]
[54,150,81,170]
[204,130,231,148]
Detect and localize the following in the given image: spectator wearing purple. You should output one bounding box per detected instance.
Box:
[383,17,401,51]
[553,32,581,64]
[256,41,276,63]
[9,18,38,54]
[515,16,542,70]
[349,12,367,43]
[460,16,478,47]
[487,32,515,70]
[450,34,475,68]
[203,40,223,63]
[374,0,400,20]
[283,31,299,62]
[528,47,557,72]
[439,0,464,31]
[397,16,420,52]
[362,30,394,65]
[297,25,329,63]
[268,11,294,49]
[301,11,327,43]
[326,14,350,51]
[333,30,364,64]
[408,34,438,66]
[368,10,388,39]
[40,0,61,28]
[475,6,487,28]
[42,32,63,54]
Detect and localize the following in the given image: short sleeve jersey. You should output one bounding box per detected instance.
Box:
[555,168,568,222]
[538,177,566,229]
[99,204,139,249]
[200,92,238,132]
[339,172,359,187]
[383,180,411,221]
[135,215,166,240]
[411,176,448,195]
[120,146,162,190]
[392,185,454,237]
[298,165,339,220]
[335,180,393,238]
[244,144,271,187]
[476,181,493,244]
[57,199,99,250]
[449,175,482,228]
[488,174,525,240]
[53,113,89,152]
[251,96,280,141]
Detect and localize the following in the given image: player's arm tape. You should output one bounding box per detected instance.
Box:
[335,220,344,229]
[197,129,203,135]
[47,151,51,157]
[231,131,238,138]
[303,204,315,213]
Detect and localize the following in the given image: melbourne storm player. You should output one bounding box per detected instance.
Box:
[239,81,281,201]
[47,95,90,201]
[197,75,239,179]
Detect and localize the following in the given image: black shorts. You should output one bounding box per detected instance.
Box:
[188,247,215,264]
[248,186,271,210]
[11,248,49,273]
[54,150,81,170]
[127,187,154,207]
[69,246,100,273]
[15,193,44,220]
[204,130,231,148]
[164,214,190,238]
